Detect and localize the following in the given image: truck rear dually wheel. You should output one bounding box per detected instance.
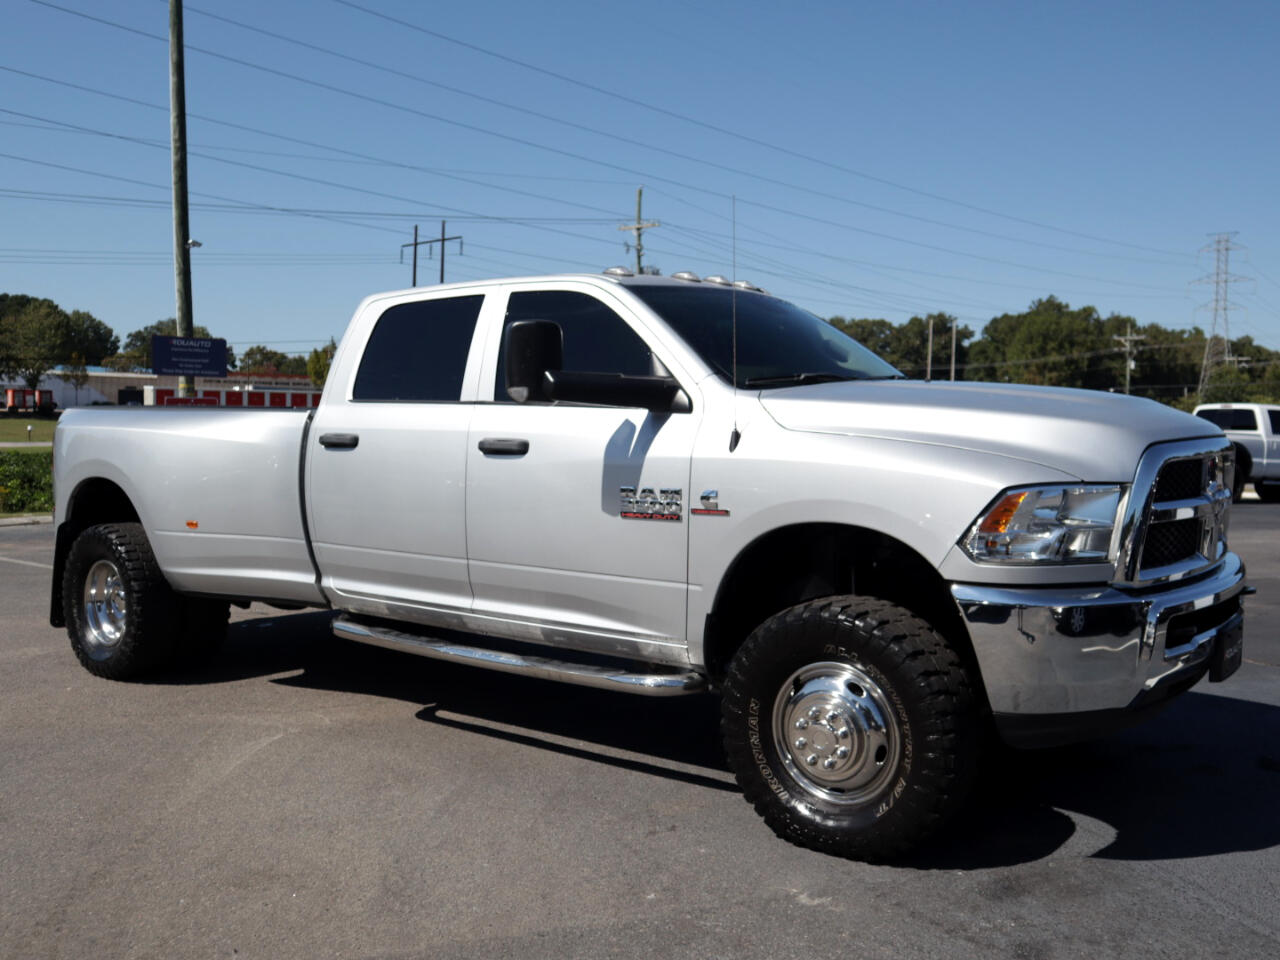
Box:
[720,596,977,861]
[63,523,180,679]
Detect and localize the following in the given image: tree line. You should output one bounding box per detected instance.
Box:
[0,293,337,393]
[830,296,1280,407]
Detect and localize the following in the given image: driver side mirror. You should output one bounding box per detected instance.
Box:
[505,319,563,403]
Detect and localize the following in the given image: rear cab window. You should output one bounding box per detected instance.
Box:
[353,295,485,402]
[1196,408,1259,432]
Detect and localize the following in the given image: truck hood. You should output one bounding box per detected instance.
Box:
[759,380,1222,481]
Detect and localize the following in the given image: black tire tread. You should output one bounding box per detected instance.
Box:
[721,595,977,861]
[63,522,180,680]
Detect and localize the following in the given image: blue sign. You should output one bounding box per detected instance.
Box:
[152,336,228,378]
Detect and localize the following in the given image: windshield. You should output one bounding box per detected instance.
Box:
[629,285,902,388]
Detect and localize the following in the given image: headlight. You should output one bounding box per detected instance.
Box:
[961,484,1124,564]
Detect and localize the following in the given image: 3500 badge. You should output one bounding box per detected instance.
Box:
[619,486,682,521]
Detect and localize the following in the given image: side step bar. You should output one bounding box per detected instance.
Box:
[333,616,706,697]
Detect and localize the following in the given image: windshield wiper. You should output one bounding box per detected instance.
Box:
[744,372,860,387]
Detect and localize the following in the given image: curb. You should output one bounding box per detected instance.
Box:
[0,515,53,527]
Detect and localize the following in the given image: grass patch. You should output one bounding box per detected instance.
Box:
[0,419,57,443]
[0,449,54,513]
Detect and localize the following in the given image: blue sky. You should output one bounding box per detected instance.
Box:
[3,0,1278,360]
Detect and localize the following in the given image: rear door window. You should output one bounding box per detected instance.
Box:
[353,295,484,402]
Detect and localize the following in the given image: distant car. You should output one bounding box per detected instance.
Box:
[1193,402,1280,502]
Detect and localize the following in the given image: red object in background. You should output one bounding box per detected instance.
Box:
[163,396,218,406]
[290,393,308,408]
[269,392,287,407]
[246,392,265,407]
[311,394,322,407]
[155,389,174,405]
[201,390,221,402]
[224,392,243,407]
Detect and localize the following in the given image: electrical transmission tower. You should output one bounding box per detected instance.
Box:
[1196,232,1249,394]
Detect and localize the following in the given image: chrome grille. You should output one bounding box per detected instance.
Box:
[1117,439,1233,586]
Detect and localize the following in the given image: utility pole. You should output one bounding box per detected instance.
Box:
[1195,232,1248,394]
[618,187,659,273]
[925,316,934,381]
[950,317,957,381]
[169,0,195,397]
[400,221,462,286]
[1113,322,1145,395]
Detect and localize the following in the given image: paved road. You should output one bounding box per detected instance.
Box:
[1,511,1277,960]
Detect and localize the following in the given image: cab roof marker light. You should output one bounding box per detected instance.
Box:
[672,271,701,282]
[603,266,634,277]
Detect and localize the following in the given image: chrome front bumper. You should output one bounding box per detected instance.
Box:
[952,553,1246,744]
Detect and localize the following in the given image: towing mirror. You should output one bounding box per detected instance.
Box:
[504,318,689,412]
[505,320,563,403]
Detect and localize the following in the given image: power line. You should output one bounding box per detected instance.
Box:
[15,8,1195,286]
[147,1,1186,265]
[327,0,1189,259]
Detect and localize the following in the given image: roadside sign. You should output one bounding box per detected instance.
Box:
[152,336,228,378]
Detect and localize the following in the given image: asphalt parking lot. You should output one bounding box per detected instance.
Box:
[1,507,1277,960]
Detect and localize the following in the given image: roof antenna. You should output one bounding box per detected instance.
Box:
[729,194,741,453]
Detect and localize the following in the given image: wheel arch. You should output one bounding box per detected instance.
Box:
[50,477,142,627]
[700,522,982,704]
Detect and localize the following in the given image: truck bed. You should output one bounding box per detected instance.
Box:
[53,407,325,606]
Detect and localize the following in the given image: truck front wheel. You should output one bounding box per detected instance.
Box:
[720,596,977,861]
[63,522,180,679]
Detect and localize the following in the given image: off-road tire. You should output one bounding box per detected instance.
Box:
[63,522,181,679]
[721,595,978,861]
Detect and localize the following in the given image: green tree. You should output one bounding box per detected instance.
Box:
[65,352,91,405]
[1200,363,1252,404]
[307,337,338,388]
[0,298,72,393]
[965,297,1118,388]
[239,345,306,376]
[65,310,118,364]
[827,313,971,377]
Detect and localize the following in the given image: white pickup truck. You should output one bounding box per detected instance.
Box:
[50,270,1248,859]
[1193,402,1280,502]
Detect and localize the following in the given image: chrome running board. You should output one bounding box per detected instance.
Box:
[333,616,706,697]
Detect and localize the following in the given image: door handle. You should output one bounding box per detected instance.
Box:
[478,438,529,456]
[319,433,359,449]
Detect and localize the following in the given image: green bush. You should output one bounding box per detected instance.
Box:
[0,449,53,513]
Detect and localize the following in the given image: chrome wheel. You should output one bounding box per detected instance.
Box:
[772,661,902,806]
[82,559,127,658]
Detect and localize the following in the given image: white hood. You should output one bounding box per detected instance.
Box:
[759,380,1222,481]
